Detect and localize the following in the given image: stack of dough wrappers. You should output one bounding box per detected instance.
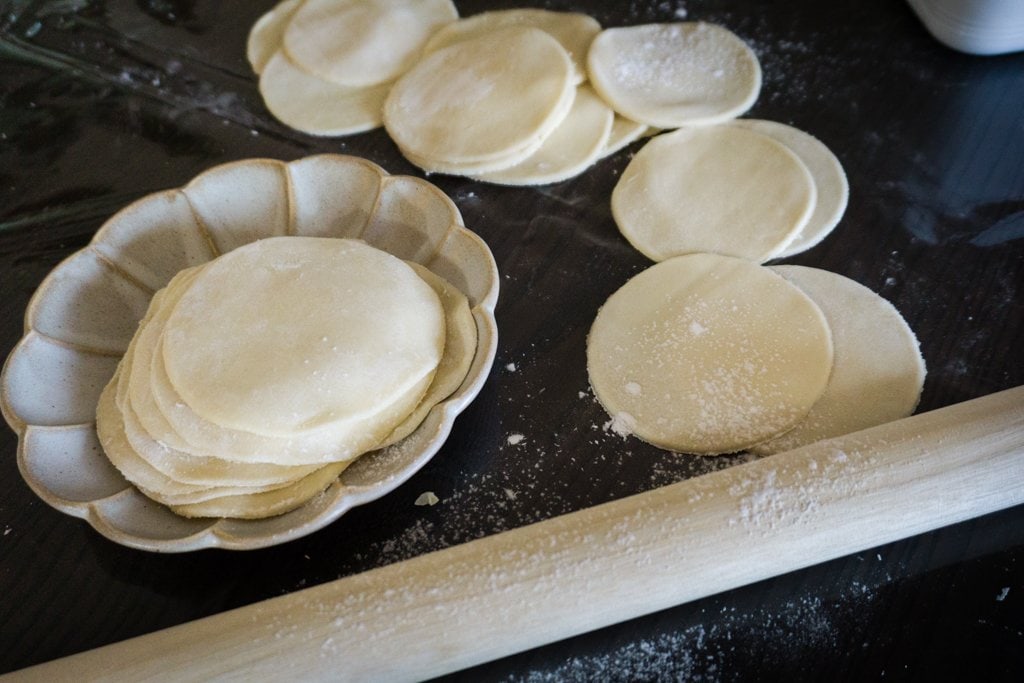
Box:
[248,1,770,186]
[96,237,477,519]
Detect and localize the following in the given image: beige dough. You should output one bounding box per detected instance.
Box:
[612,126,817,262]
[600,115,649,158]
[587,253,834,454]
[473,85,614,186]
[161,238,444,437]
[98,381,312,501]
[384,27,575,171]
[731,119,849,257]
[282,0,457,88]
[258,50,389,136]
[169,460,348,519]
[587,22,761,127]
[421,8,601,85]
[750,266,925,455]
[377,263,477,448]
[111,270,357,479]
[246,0,301,75]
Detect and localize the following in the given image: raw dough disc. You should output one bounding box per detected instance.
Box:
[135,264,435,466]
[110,271,348,482]
[246,0,301,75]
[473,85,614,186]
[282,0,458,88]
[395,141,541,177]
[612,126,817,262]
[142,276,434,464]
[731,119,849,257]
[168,460,349,519]
[421,8,601,85]
[161,237,445,437]
[750,266,925,455]
[259,50,390,137]
[98,381,311,501]
[587,22,761,128]
[384,27,575,169]
[377,263,477,448]
[587,253,834,454]
[600,115,649,158]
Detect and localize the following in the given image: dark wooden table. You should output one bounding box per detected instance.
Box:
[2,0,1022,679]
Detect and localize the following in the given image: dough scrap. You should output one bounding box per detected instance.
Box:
[473,85,614,186]
[384,27,575,169]
[587,22,761,128]
[750,266,925,455]
[587,253,834,454]
[282,0,457,88]
[730,119,849,257]
[161,237,445,437]
[422,8,600,85]
[612,126,817,262]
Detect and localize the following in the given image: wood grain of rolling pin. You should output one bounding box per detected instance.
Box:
[13,385,1024,682]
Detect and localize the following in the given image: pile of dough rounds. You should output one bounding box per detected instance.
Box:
[612,120,849,262]
[95,237,478,519]
[249,0,459,136]
[587,254,925,456]
[247,3,772,186]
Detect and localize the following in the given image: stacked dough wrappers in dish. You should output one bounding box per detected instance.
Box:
[97,236,478,519]
[2,154,498,548]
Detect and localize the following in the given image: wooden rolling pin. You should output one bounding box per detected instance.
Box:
[14,386,1024,682]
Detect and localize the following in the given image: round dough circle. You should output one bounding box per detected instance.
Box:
[587,22,761,127]
[731,119,849,257]
[246,0,302,75]
[384,26,575,167]
[421,8,601,85]
[259,50,389,137]
[473,85,614,186]
[282,0,457,88]
[612,126,817,262]
[162,237,445,437]
[750,266,925,455]
[587,253,834,454]
[601,115,649,158]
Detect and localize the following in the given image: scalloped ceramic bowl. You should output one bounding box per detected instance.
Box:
[0,155,499,552]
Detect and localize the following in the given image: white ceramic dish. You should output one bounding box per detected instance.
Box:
[0,155,499,552]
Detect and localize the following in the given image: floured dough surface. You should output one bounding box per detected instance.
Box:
[473,85,614,186]
[422,8,600,85]
[282,0,457,88]
[612,126,816,262]
[162,237,445,437]
[750,266,925,455]
[587,253,834,454]
[384,26,575,169]
[731,119,849,257]
[587,22,761,127]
